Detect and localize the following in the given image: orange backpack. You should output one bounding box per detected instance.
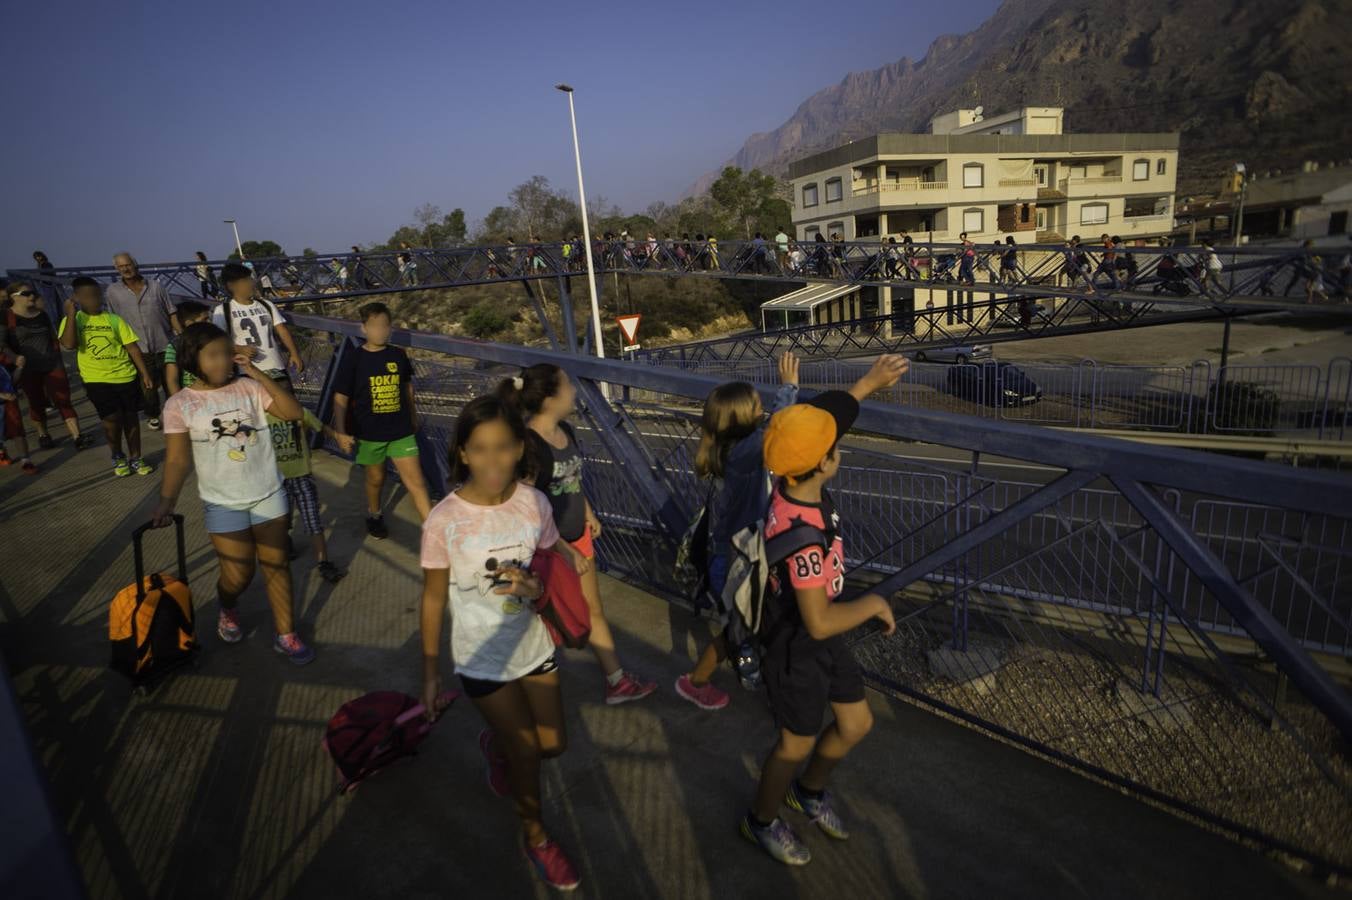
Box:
[109,517,197,690]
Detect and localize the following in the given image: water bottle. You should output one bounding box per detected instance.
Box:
[735,641,763,691]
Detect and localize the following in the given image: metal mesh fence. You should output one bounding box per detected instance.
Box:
[291,323,1352,871]
[644,354,1352,439]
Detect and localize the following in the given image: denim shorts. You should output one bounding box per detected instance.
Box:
[202,488,290,534]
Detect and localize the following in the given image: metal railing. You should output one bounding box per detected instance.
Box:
[10,239,1347,319]
[648,356,1352,440]
[281,311,1352,872]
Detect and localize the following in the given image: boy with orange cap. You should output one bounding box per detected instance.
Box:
[740,355,908,866]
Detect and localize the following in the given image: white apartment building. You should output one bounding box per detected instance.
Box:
[789,107,1179,245]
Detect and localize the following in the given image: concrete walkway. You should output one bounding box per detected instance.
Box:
[0,409,1339,900]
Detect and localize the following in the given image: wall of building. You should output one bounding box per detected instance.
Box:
[792,146,1178,243]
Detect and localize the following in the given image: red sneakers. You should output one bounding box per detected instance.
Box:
[604,671,657,706]
[675,674,730,711]
[524,839,580,891]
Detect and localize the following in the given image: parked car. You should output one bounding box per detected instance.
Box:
[946,361,1043,407]
[914,344,991,365]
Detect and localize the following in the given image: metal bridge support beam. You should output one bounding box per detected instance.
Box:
[1112,475,1352,743]
[866,469,1098,600]
[556,276,578,354]
[521,280,561,352]
[572,378,687,542]
[310,333,354,449]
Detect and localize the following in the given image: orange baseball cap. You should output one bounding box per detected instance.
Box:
[763,390,859,481]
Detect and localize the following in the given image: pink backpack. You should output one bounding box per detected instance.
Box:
[322,689,459,794]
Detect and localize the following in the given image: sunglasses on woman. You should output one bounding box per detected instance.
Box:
[12,289,36,298]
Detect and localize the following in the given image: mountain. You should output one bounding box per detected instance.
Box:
[692,0,1352,197]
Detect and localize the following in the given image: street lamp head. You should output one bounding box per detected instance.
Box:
[1233,162,1246,174]
[223,218,236,224]
[555,83,573,93]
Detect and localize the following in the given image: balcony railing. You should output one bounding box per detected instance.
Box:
[853,179,948,196]
[1067,175,1123,185]
[998,178,1038,187]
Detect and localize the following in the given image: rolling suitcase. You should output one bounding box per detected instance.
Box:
[109,516,198,691]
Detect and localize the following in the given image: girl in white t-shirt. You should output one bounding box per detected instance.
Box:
[152,322,315,666]
[419,394,580,892]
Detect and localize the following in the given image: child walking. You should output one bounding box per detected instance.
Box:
[419,395,581,892]
[678,355,908,711]
[0,363,36,473]
[151,322,315,665]
[1,281,90,450]
[267,406,353,583]
[332,302,432,538]
[676,352,801,711]
[57,277,155,477]
[740,360,908,867]
[500,365,657,705]
[164,301,212,394]
[210,263,305,383]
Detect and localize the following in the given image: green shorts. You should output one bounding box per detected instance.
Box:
[355,434,419,465]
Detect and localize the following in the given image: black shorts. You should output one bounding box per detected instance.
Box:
[760,629,865,737]
[460,655,558,699]
[85,379,142,421]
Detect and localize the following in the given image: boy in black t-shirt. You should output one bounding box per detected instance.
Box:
[332,302,431,538]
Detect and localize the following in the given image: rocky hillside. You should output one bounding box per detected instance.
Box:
[695,0,1352,196]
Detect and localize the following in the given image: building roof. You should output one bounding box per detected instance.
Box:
[1242,165,1352,209]
[788,132,1180,180]
[760,282,859,312]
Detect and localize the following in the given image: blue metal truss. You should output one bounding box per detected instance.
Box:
[287,310,1352,751]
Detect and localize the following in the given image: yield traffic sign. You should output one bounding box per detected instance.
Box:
[616,314,641,346]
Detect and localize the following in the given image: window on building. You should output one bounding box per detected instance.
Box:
[827,221,845,237]
[1156,158,1167,176]
[1070,164,1086,180]
[962,208,984,234]
[804,226,821,240]
[1133,159,1150,181]
[1035,208,1047,230]
[1081,202,1109,226]
[1034,165,1048,187]
[1330,211,1348,236]
[825,178,843,203]
[802,183,818,208]
[962,163,984,188]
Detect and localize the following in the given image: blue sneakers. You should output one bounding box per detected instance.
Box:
[740,813,811,866]
[786,782,849,840]
[273,632,316,666]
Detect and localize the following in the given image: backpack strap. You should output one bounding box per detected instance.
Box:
[764,523,830,567]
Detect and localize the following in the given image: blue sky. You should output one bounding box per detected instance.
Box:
[3,0,1002,267]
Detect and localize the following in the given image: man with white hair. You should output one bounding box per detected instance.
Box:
[105,252,182,429]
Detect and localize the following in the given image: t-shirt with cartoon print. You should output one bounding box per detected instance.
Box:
[162,378,281,507]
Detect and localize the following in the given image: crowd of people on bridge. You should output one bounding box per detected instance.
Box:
[1,247,922,889]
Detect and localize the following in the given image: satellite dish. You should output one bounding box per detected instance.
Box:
[973,105,984,117]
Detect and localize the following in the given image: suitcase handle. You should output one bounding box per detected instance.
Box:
[132,515,187,601]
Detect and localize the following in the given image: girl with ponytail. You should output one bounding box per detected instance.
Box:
[498,364,658,705]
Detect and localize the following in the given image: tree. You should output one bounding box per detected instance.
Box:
[302,247,317,257]
[229,239,284,260]
[441,208,467,245]
[708,166,791,238]
[477,206,519,243]
[414,203,443,245]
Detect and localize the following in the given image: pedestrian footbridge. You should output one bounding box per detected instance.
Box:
[1,310,1350,896]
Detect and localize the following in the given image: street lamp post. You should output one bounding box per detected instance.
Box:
[224,219,244,259]
[1232,163,1247,249]
[555,83,605,359]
